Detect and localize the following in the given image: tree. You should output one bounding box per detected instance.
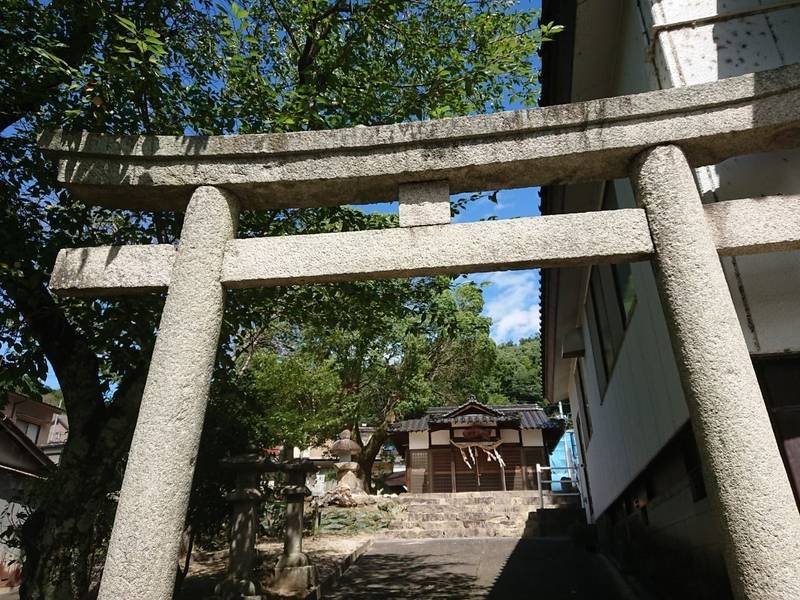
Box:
[0,1,555,597]
[238,280,498,491]
[486,336,544,405]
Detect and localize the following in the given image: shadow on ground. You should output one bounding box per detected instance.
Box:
[486,537,621,599]
[327,537,624,600]
[327,550,486,600]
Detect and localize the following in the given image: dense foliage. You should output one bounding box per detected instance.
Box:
[486,336,543,405]
[238,281,500,488]
[0,1,556,598]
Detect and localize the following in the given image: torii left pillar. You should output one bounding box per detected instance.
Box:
[98,186,239,600]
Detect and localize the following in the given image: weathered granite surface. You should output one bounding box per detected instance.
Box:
[97,187,239,600]
[398,181,451,227]
[49,243,176,295]
[221,209,653,288]
[704,194,800,256]
[38,64,800,210]
[48,196,800,296]
[631,145,800,600]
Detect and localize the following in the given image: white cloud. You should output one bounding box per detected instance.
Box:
[468,270,541,343]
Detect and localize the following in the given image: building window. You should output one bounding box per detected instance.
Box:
[613,261,636,326]
[604,182,637,326]
[576,360,592,441]
[753,354,800,506]
[585,183,638,399]
[591,271,618,382]
[585,289,608,395]
[19,421,41,444]
[681,430,707,502]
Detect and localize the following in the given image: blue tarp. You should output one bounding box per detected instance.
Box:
[549,430,578,492]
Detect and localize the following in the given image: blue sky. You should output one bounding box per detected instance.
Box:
[448,189,542,344]
[359,187,542,346]
[455,192,542,345]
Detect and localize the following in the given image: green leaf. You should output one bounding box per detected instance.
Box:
[114,15,137,34]
[231,2,249,20]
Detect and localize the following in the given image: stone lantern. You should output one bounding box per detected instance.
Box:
[263,459,319,598]
[214,450,277,600]
[329,429,364,493]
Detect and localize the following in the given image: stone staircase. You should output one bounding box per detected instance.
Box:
[381,491,567,539]
[521,505,586,538]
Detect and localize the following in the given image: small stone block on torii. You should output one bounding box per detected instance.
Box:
[398,180,451,227]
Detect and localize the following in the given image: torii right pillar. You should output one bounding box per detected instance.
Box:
[631,145,800,600]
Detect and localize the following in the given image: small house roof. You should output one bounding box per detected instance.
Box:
[438,398,504,419]
[0,414,55,477]
[389,400,559,433]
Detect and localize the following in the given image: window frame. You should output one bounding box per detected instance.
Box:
[19,420,41,445]
[576,359,592,441]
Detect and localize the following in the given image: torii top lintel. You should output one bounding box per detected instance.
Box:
[38,64,800,212]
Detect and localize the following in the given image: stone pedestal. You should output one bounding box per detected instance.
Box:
[267,565,319,598]
[263,460,319,599]
[215,452,277,600]
[334,461,365,493]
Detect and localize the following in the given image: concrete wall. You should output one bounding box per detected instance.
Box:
[593,427,731,598]
[645,0,800,356]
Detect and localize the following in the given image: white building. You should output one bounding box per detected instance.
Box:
[539,1,800,597]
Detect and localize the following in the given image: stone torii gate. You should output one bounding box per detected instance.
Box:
[40,65,800,600]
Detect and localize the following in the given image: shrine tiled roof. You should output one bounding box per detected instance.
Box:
[389,401,560,433]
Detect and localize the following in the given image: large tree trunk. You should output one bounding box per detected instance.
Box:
[18,398,141,600]
[8,274,148,600]
[357,428,388,495]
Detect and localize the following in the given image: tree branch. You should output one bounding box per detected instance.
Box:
[268,0,302,55]
[6,268,105,432]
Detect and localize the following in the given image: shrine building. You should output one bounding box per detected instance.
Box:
[389,398,564,494]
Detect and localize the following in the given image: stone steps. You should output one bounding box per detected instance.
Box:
[390,515,521,527]
[521,506,586,538]
[379,524,522,539]
[400,512,522,523]
[383,491,560,540]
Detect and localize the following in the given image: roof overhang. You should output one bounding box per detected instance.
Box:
[540,0,624,404]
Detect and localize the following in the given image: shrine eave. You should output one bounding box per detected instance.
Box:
[389,404,560,433]
[37,63,800,211]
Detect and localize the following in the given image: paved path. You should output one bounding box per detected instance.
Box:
[326,537,626,600]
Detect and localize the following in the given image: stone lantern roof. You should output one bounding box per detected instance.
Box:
[329,429,361,455]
